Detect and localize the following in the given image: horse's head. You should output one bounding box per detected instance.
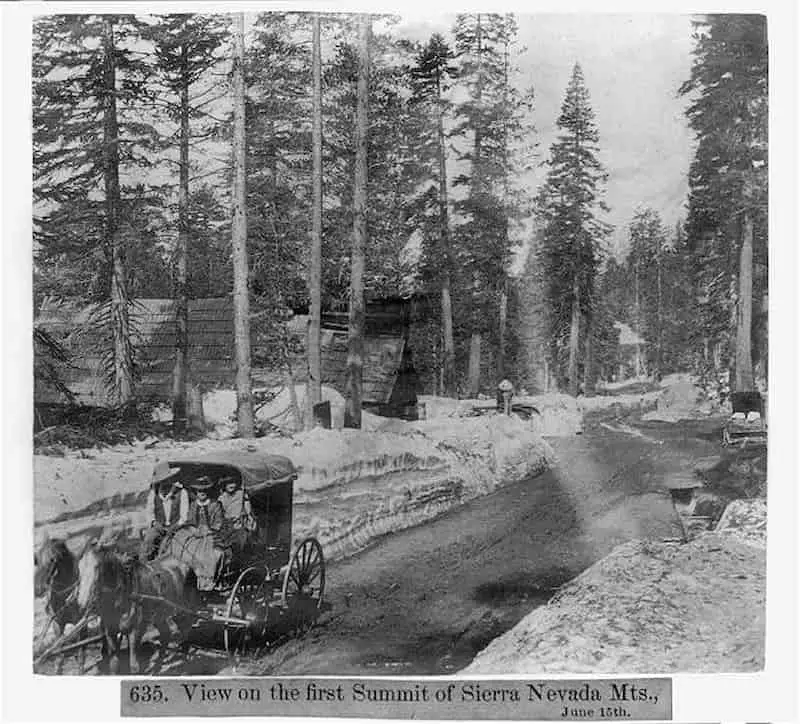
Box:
[34,537,71,598]
[76,541,102,610]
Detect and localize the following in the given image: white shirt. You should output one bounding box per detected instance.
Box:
[147,487,189,526]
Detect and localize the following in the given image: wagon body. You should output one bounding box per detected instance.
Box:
[723,391,767,447]
[167,451,297,574]
[162,451,325,653]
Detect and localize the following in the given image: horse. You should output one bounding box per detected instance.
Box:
[76,541,198,674]
[34,536,87,673]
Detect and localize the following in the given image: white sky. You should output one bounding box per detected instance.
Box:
[394,13,697,257]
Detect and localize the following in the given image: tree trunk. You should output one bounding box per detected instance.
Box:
[172,44,190,433]
[305,13,323,430]
[231,13,254,437]
[583,314,594,396]
[103,18,133,407]
[468,333,482,396]
[466,14,484,397]
[345,14,370,429]
[498,280,508,381]
[436,71,456,397]
[285,363,302,432]
[735,213,755,391]
[567,275,580,396]
[655,241,663,381]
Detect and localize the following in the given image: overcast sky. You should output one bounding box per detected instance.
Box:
[394,13,697,258]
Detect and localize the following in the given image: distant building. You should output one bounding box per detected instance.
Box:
[35,296,421,417]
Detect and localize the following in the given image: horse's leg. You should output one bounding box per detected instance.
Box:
[104,627,120,675]
[77,621,86,675]
[174,613,192,655]
[154,614,172,672]
[50,621,64,675]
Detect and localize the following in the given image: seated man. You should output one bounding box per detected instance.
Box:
[141,462,188,561]
[218,475,257,555]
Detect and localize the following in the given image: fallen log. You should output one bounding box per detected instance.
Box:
[34,611,93,665]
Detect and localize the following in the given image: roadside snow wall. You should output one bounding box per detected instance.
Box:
[463,499,767,675]
[35,414,553,564]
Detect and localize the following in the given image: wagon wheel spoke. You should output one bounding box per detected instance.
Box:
[224,567,269,657]
[281,538,326,633]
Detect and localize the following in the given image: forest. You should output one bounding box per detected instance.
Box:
[32,13,768,435]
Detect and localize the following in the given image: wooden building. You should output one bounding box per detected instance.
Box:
[35,296,420,416]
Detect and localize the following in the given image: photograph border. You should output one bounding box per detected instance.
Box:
[3,0,797,721]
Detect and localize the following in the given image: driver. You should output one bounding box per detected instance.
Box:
[141,462,189,561]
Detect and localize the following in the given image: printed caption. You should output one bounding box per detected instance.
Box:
[122,677,672,719]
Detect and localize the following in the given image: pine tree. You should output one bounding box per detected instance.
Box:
[451,13,535,394]
[143,14,227,431]
[322,27,418,306]
[680,15,767,391]
[306,12,324,426]
[626,207,669,378]
[408,34,458,396]
[539,63,610,395]
[344,14,371,429]
[33,15,162,405]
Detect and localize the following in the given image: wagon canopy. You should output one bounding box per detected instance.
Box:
[167,450,297,496]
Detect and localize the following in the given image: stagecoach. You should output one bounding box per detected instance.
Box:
[35,450,325,671]
[166,450,326,654]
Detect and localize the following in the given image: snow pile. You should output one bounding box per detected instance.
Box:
[203,385,347,436]
[642,377,719,422]
[418,393,585,437]
[522,394,584,436]
[715,499,767,550]
[462,534,765,674]
[35,416,552,564]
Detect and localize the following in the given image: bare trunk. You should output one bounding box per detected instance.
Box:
[583,315,594,396]
[285,362,302,432]
[305,13,323,430]
[436,72,456,397]
[655,242,663,380]
[103,18,132,407]
[345,14,370,429]
[498,281,508,380]
[467,333,482,397]
[172,45,190,433]
[735,213,754,391]
[231,13,254,437]
[441,282,455,395]
[466,15,484,397]
[567,275,580,396]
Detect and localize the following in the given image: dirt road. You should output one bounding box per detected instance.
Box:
[165,414,719,677]
[44,414,725,676]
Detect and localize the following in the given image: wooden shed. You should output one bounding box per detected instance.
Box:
[35,297,418,414]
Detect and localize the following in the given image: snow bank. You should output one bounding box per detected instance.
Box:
[462,533,765,674]
[203,385,347,435]
[642,377,720,422]
[418,393,585,437]
[34,416,552,565]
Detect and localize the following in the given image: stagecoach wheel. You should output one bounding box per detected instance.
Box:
[281,537,325,631]
[223,566,269,656]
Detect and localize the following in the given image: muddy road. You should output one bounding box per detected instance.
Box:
[163,414,721,677]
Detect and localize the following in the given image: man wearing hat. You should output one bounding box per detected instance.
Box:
[141,461,189,561]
